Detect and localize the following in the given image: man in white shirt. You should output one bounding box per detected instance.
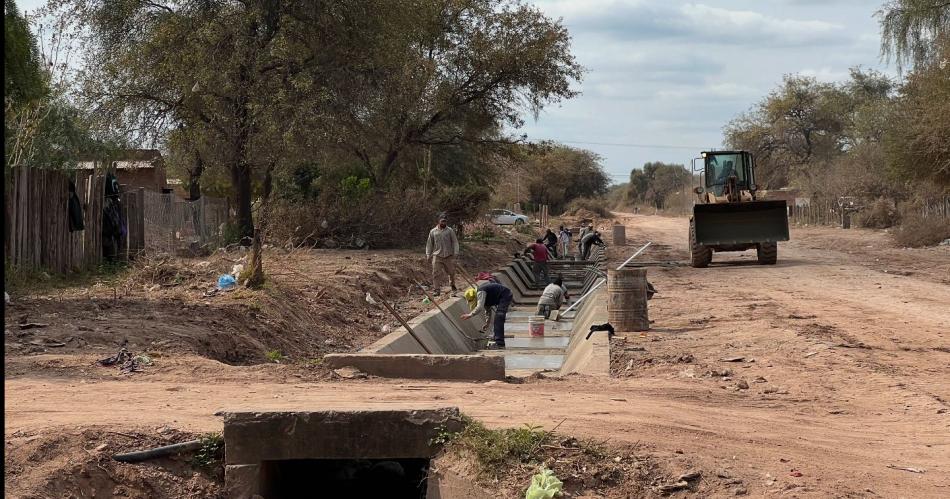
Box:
[425,215,460,294]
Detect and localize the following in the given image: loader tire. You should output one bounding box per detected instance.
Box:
[757,242,777,265]
[689,219,712,268]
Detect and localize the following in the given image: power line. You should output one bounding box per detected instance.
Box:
[554,140,712,150]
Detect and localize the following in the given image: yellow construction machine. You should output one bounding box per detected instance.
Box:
[689,151,789,267]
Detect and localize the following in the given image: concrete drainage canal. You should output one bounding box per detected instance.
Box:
[223,408,482,499]
[324,245,613,380]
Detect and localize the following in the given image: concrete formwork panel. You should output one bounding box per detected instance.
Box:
[324,353,505,380]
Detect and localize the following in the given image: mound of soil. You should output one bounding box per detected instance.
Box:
[4,241,517,368]
[4,427,223,499]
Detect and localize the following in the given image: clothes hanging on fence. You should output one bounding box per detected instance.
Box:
[67,180,85,232]
[102,172,125,261]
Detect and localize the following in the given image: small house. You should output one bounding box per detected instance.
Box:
[77,149,168,192]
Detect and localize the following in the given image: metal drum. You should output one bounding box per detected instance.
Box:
[607,268,649,331]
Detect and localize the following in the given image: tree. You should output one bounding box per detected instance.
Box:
[877,0,950,70]
[5,0,111,169]
[512,143,609,213]
[4,0,47,106]
[59,0,581,242]
[724,75,851,189]
[885,37,950,186]
[626,162,691,209]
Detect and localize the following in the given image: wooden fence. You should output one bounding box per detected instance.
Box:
[5,168,160,273]
[789,198,950,227]
[4,167,105,273]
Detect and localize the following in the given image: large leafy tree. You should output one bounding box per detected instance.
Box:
[513,143,609,213]
[57,0,581,240]
[724,75,851,189]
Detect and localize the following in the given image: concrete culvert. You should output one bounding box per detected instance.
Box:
[222,408,483,499]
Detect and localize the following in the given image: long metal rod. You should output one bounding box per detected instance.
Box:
[616,241,652,270]
[561,278,606,315]
[375,295,433,354]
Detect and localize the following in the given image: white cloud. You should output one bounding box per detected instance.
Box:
[679,4,846,46]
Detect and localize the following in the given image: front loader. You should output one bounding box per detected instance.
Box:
[689,151,789,267]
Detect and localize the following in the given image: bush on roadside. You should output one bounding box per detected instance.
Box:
[563,197,611,218]
[893,212,950,247]
[855,198,899,229]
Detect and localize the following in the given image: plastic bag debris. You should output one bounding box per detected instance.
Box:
[230,263,244,277]
[217,274,237,290]
[525,467,562,499]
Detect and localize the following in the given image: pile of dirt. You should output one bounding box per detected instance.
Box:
[3,240,517,369]
[435,433,729,497]
[4,427,223,499]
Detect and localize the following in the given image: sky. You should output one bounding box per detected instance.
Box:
[17,0,894,184]
[518,0,894,183]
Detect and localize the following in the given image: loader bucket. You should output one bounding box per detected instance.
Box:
[693,200,789,246]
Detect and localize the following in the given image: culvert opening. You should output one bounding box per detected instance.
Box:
[260,458,430,498]
[222,408,466,498]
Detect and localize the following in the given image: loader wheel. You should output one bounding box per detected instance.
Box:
[689,219,712,268]
[757,242,777,265]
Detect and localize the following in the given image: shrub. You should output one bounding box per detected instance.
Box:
[435,417,550,475]
[893,212,950,247]
[563,197,611,218]
[856,198,899,229]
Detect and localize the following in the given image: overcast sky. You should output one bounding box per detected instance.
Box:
[18,0,893,184]
[520,0,893,183]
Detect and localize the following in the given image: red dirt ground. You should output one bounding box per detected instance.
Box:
[5,215,949,497]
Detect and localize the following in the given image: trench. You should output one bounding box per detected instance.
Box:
[323,245,612,380]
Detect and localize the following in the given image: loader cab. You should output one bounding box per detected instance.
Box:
[702,151,754,196]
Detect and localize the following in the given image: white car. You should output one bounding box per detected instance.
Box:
[488,209,529,225]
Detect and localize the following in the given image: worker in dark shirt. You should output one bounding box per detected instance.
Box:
[581,231,605,260]
[543,228,559,258]
[462,282,513,349]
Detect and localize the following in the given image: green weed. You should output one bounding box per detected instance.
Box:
[265,350,284,363]
[435,415,551,475]
[192,432,224,470]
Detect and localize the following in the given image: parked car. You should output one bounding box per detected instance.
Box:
[488,209,529,225]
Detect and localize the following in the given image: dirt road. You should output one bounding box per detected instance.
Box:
[6,214,949,497]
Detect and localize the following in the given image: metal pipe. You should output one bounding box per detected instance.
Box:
[414,281,484,343]
[615,241,652,270]
[374,294,433,354]
[561,278,606,315]
[113,440,203,463]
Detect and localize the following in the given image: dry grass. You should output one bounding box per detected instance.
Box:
[893,213,950,247]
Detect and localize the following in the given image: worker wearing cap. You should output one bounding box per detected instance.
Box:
[461,282,512,349]
[426,214,460,295]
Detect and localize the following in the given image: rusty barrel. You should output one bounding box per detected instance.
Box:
[612,224,626,246]
[607,268,649,331]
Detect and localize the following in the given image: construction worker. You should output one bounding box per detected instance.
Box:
[581,231,605,260]
[461,282,513,349]
[425,214,460,295]
[536,276,570,319]
[523,238,551,284]
[558,225,572,258]
[543,228,559,258]
[577,223,593,254]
